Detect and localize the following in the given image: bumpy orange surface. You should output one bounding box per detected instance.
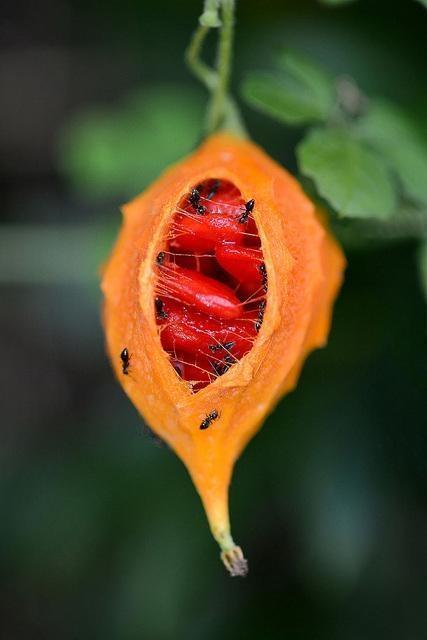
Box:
[101,133,345,576]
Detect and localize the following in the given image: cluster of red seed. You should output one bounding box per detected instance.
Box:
[154,179,267,392]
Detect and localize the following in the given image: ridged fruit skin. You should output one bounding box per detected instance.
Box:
[101,133,345,572]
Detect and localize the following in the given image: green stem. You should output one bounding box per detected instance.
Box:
[206,0,234,133]
[185,0,247,138]
[185,24,216,92]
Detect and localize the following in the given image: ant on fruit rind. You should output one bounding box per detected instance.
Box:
[255,299,267,333]
[239,199,255,224]
[199,409,219,430]
[156,251,166,265]
[155,297,168,319]
[259,262,268,292]
[120,348,131,375]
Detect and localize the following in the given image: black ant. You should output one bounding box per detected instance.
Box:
[188,188,206,215]
[223,341,235,351]
[199,409,219,430]
[255,299,266,333]
[211,361,228,377]
[208,340,235,353]
[211,353,235,376]
[155,297,168,319]
[189,187,200,207]
[259,262,268,292]
[120,348,131,375]
[156,251,166,265]
[239,199,255,224]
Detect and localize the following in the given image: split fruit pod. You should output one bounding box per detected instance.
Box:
[101,133,345,576]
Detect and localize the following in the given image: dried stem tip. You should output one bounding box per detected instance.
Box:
[220,545,248,577]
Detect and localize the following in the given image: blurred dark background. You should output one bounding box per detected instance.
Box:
[1,1,426,638]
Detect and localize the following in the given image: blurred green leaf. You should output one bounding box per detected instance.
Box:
[357,101,427,207]
[416,0,427,8]
[297,128,397,218]
[333,204,427,250]
[58,86,204,200]
[242,74,323,125]
[278,50,335,108]
[418,241,427,303]
[242,50,334,126]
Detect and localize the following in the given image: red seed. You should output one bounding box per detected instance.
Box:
[159,300,257,358]
[156,178,266,391]
[193,179,244,215]
[170,253,219,277]
[171,354,213,391]
[202,193,244,216]
[244,216,261,248]
[216,244,264,284]
[170,213,245,253]
[158,264,241,319]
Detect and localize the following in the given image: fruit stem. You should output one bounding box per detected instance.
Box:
[206,0,234,133]
[208,507,248,577]
[185,0,247,138]
[219,539,248,577]
[185,24,216,92]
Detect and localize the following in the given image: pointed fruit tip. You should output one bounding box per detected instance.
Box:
[220,545,248,577]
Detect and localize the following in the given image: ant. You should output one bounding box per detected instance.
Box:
[223,341,235,351]
[189,187,200,206]
[156,251,166,265]
[199,409,219,430]
[208,340,235,353]
[239,199,255,224]
[188,188,206,215]
[255,299,266,333]
[155,297,168,319]
[211,361,227,377]
[259,263,268,292]
[120,348,131,375]
[211,353,235,376]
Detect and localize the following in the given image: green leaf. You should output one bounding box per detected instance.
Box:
[418,241,427,304]
[58,86,204,200]
[297,128,397,219]
[278,50,335,111]
[242,51,334,126]
[333,205,427,251]
[357,100,427,207]
[415,0,427,8]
